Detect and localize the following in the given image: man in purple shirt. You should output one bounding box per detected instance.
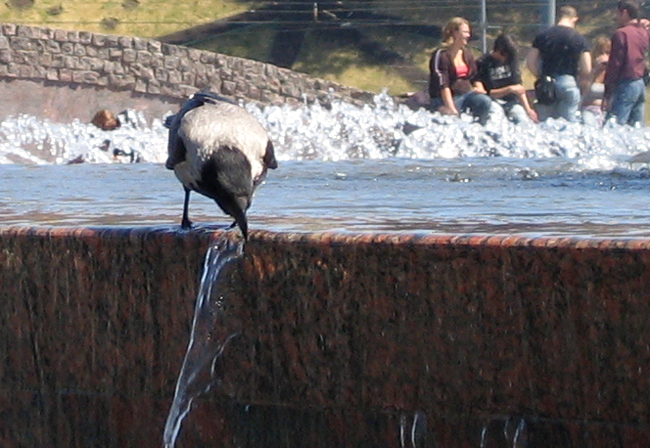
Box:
[604,0,650,126]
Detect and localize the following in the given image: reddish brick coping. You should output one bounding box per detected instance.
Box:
[4,225,650,250]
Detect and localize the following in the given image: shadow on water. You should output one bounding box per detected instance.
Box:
[163,236,244,448]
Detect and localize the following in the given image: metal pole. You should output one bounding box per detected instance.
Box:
[480,0,487,53]
[543,0,556,28]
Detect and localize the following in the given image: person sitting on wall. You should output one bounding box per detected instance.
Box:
[473,33,539,124]
[428,17,493,125]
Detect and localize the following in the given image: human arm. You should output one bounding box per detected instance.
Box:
[577,51,593,96]
[604,33,624,107]
[472,80,488,94]
[487,84,526,99]
[526,48,541,78]
[516,89,539,123]
[439,86,459,115]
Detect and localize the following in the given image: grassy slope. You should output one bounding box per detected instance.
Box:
[1,1,644,106]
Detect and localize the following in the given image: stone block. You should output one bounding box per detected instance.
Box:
[147,81,161,94]
[167,70,182,84]
[147,40,161,53]
[84,57,105,71]
[72,70,99,84]
[118,36,133,48]
[79,31,93,45]
[132,37,148,51]
[73,43,86,57]
[187,48,202,62]
[58,68,72,82]
[134,78,147,92]
[122,48,136,63]
[108,73,136,90]
[92,34,107,47]
[221,80,236,96]
[10,37,34,51]
[199,51,215,64]
[105,35,120,48]
[50,54,65,68]
[163,56,179,70]
[2,23,17,36]
[5,63,19,77]
[67,30,80,43]
[154,68,168,82]
[61,42,74,55]
[136,50,152,65]
[45,68,58,80]
[181,72,195,85]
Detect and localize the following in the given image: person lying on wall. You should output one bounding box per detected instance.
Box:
[428,17,493,125]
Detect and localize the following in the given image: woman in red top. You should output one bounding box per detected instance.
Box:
[428,17,493,125]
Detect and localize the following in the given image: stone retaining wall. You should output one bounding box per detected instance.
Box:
[0,23,375,122]
[2,226,650,447]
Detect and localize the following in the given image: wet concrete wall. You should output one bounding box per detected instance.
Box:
[0,23,374,123]
[2,226,650,447]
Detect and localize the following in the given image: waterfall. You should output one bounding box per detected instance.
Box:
[163,237,244,448]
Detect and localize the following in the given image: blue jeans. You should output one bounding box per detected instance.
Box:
[608,78,646,126]
[501,99,530,124]
[431,91,492,125]
[536,74,580,122]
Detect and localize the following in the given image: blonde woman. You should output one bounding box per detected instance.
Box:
[582,35,610,125]
[428,17,492,124]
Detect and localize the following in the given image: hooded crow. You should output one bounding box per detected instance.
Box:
[165,92,277,239]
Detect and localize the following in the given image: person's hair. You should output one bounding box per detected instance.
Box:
[592,35,611,57]
[618,1,641,19]
[493,33,518,63]
[441,17,470,46]
[559,5,578,20]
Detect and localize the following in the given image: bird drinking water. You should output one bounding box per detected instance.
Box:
[165,92,277,239]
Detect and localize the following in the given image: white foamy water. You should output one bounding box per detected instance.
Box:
[2,92,650,237]
[0,91,649,168]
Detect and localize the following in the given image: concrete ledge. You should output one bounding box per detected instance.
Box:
[2,226,650,447]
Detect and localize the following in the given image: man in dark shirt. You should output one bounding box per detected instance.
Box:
[526,6,592,122]
[474,34,538,123]
[604,1,650,126]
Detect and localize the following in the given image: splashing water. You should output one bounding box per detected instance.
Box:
[163,237,244,448]
[1,91,650,171]
[0,111,168,164]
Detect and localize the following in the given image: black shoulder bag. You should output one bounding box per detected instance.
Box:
[534,75,556,105]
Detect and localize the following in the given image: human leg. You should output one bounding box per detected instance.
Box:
[581,105,603,127]
[553,75,580,122]
[461,92,493,125]
[503,101,529,124]
[627,79,645,126]
[610,79,646,126]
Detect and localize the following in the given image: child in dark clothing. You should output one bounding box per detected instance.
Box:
[474,34,539,123]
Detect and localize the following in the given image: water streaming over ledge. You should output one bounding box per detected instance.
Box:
[163,237,244,448]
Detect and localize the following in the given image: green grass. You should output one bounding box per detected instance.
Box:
[3,0,650,124]
[0,0,250,37]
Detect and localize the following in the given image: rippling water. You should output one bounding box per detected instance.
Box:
[2,92,650,237]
